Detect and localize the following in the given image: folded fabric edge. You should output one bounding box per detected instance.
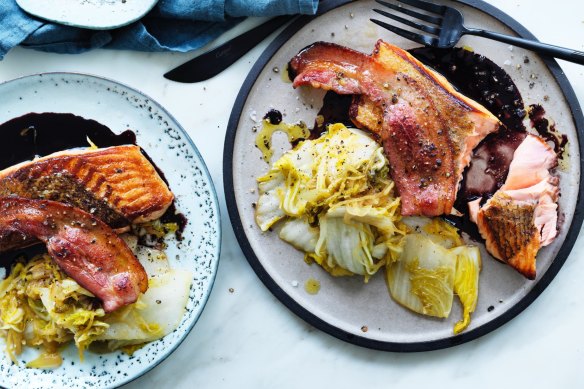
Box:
[20,31,113,55]
[105,20,241,53]
[225,0,319,17]
[299,0,320,14]
[1,0,321,58]
[0,6,45,60]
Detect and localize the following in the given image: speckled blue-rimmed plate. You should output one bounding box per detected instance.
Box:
[0,73,221,389]
[16,0,159,30]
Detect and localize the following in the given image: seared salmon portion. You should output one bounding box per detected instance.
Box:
[470,134,559,279]
[288,40,500,216]
[0,145,174,228]
[0,197,148,312]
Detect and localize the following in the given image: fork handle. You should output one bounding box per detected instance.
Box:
[464,27,584,65]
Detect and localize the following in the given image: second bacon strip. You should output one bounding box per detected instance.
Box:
[288,40,500,216]
[0,197,148,312]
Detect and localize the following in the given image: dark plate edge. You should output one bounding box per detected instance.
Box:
[0,72,222,388]
[223,0,584,352]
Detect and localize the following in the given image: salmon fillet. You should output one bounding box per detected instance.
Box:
[0,145,174,229]
[0,197,148,312]
[288,40,500,216]
[470,134,559,279]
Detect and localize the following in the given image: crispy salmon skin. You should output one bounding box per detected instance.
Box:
[0,145,174,229]
[470,134,559,279]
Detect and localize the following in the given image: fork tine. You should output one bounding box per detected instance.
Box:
[396,0,446,15]
[370,18,437,46]
[375,0,442,25]
[373,8,440,35]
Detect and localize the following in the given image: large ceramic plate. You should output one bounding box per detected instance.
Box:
[16,0,159,30]
[0,73,221,388]
[225,0,584,351]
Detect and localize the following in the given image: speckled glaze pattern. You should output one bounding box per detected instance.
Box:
[225,0,583,350]
[15,0,159,30]
[0,73,221,388]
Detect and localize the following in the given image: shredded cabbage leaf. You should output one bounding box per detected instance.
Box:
[256,123,405,278]
[387,234,456,318]
[452,246,481,334]
[0,249,191,368]
[279,218,319,253]
[316,214,379,276]
[387,219,481,331]
[0,255,108,366]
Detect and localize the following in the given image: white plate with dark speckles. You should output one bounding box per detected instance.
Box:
[0,73,221,389]
[16,0,159,30]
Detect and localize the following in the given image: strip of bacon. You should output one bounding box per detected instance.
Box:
[288,40,500,216]
[0,197,148,312]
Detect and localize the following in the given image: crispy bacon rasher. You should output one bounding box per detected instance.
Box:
[288,40,500,216]
[0,197,148,312]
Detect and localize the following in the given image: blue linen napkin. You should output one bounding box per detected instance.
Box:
[0,0,319,60]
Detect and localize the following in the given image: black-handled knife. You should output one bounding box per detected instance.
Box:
[164,15,295,83]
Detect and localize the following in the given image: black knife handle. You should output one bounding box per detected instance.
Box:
[212,15,294,62]
[164,15,295,82]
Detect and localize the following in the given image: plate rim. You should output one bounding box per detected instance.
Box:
[15,0,160,30]
[223,0,584,352]
[0,71,222,387]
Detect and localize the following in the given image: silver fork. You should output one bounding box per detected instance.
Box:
[371,0,584,65]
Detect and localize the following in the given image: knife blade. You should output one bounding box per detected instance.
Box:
[164,15,295,83]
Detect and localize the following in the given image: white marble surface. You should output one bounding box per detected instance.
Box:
[1,0,583,387]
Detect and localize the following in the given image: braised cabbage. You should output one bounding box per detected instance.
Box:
[0,248,191,368]
[256,121,481,332]
[387,233,456,318]
[387,221,481,332]
[256,123,405,278]
[452,245,481,334]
